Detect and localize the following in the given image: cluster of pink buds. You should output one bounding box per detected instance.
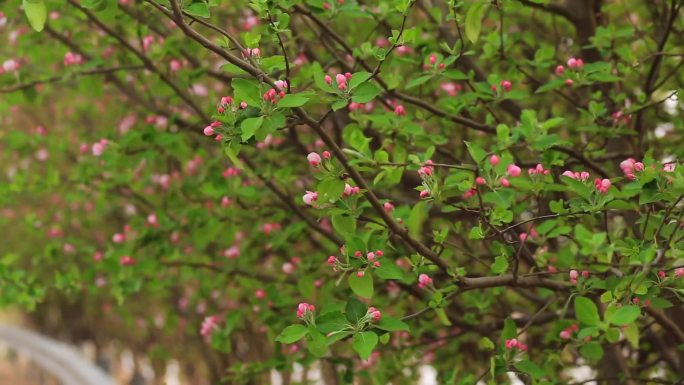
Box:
[223,245,240,259]
[594,178,612,194]
[91,139,109,157]
[302,191,318,206]
[418,160,434,177]
[203,121,222,141]
[242,47,261,58]
[119,255,136,266]
[142,35,156,51]
[343,183,360,196]
[262,222,282,235]
[263,87,285,103]
[504,338,528,352]
[223,167,239,178]
[327,255,340,271]
[611,110,632,126]
[1,59,20,73]
[440,82,462,96]
[620,158,644,180]
[349,101,374,112]
[559,324,579,340]
[567,57,585,70]
[63,52,84,66]
[417,274,433,289]
[217,96,233,113]
[307,151,331,166]
[631,297,651,307]
[296,302,316,319]
[200,315,220,337]
[462,187,477,199]
[423,53,446,71]
[519,227,539,242]
[568,269,589,284]
[528,163,550,176]
[562,170,591,181]
[324,72,352,91]
[367,307,382,322]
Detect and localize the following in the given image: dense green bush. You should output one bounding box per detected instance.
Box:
[1,0,683,383]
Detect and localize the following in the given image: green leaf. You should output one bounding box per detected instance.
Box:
[490,255,509,274]
[514,360,546,380]
[606,305,640,326]
[348,271,374,299]
[318,178,345,202]
[502,317,517,341]
[240,116,263,142]
[275,324,308,343]
[624,323,639,348]
[307,327,329,357]
[185,2,210,18]
[331,215,356,235]
[332,100,348,111]
[465,3,489,43]
[351,82,381,103]
[23,0,47,32]
[261,55,286,71]
[375,315,409,332]
[352,331,378,359]
[406,75,434,89]
[316,311,348,334]
[232,79,261,106]
[349,72,372,90]
[345,297,367,323]
[579,341,604,361]
[375,262,406,280]
[575,296,600,326]
[465,141,487,163]
[277,94,309,108]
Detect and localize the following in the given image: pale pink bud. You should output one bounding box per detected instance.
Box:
[418,273,433,289]
[357,270,365,277]
[324,75,332,85]
[489,155,500,166]
[394,105,406,116]
[507,164,522,177]
[307,152,322,166]
[500,178,510,187]
[554,65,565,75]
[569,270,579,279]
[383,202,394,212]
[475,177,486,185]
[559,330,571,340]
[419,190,430,198]
[203,126,215,136]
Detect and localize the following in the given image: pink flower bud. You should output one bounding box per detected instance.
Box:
[418,273,433,289]
[335,73,347,85]
[240,101,247,109]
[675,268,684,278]
[394,105,406,116]
[302,191,318,206]
[500,178,510,187]
[565,79,574,86]
[322,151,331,159]
[475,177,486,185]
[569,270,579,279]
[357,270,365,277]
[203,126,215,136]
[112,233,125,243]
[324,75,332,85]
[307,152,322,166]
[559,330,571,340]
[419,190,430,199]
[383,202,394,212]
[500,80,512,92]
[581,270,589,278]
[507,164,522,177]
[429,54,437,65]
[489,155,500,166]
[119,255,136,266]
[554,65,565,75]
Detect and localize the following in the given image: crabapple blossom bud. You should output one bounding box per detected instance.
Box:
[327,256,338,265]
[112,233,125,243]
[147,213,158,226]
[119,255,136,266]
[322,150,331,159]
[505,339,518,350]
[565,79,574,86]
[354,251,362,258]
[307,152,322,166]
[418,273,433,289]
[367,307,381,322]
[507,164,522,177]
[569,270,579,280]
[335,73,346,85]
[296,303,315,318]
[240,101,247,109]
[282,262,295,274]
[221,96,233,105]
[303,191,318,205]
[500,80,512,92]
[581,270,589,278]
[200,315,219,336]
[203,126,215,136]
[429,54,437,64]
[594,178,611,194]
[419,190,430,198]
[357,270,365,278]
[394,105,406,116]
[519,233,528,242]
[500,178,510,187]
[255,289,266,299]
[675,268,684,278]
[383,202,394,212]
[559,330,571,339]
[475,177,486,185]
[658,271,666,278]
[324,75,332,85]
[375,250,383,257]
[554,65,565,75]
[489,155,500,166]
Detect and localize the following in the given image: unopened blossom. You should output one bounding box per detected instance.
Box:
[489,155,500,166]
[307,152,322,166]
[528,163,549,175]
[119,255,136,266]
[383,202,394,212]
[475,177,486,185]
[200,315,220,337]
[419,190,430,199]
[507,164,522,177]
[296,302,315,319]
[302,191,318,205]
[394,105,406,116]
[367,307,381,322]
[418,274,433,289]
[594,178,611,194]
[554,65,565,75]
[112,233,125,243]
[500,80,512,92]
[674,268,684,278]
[343,183,360,196]
[223,246,240,259]
[567,57,584,69]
